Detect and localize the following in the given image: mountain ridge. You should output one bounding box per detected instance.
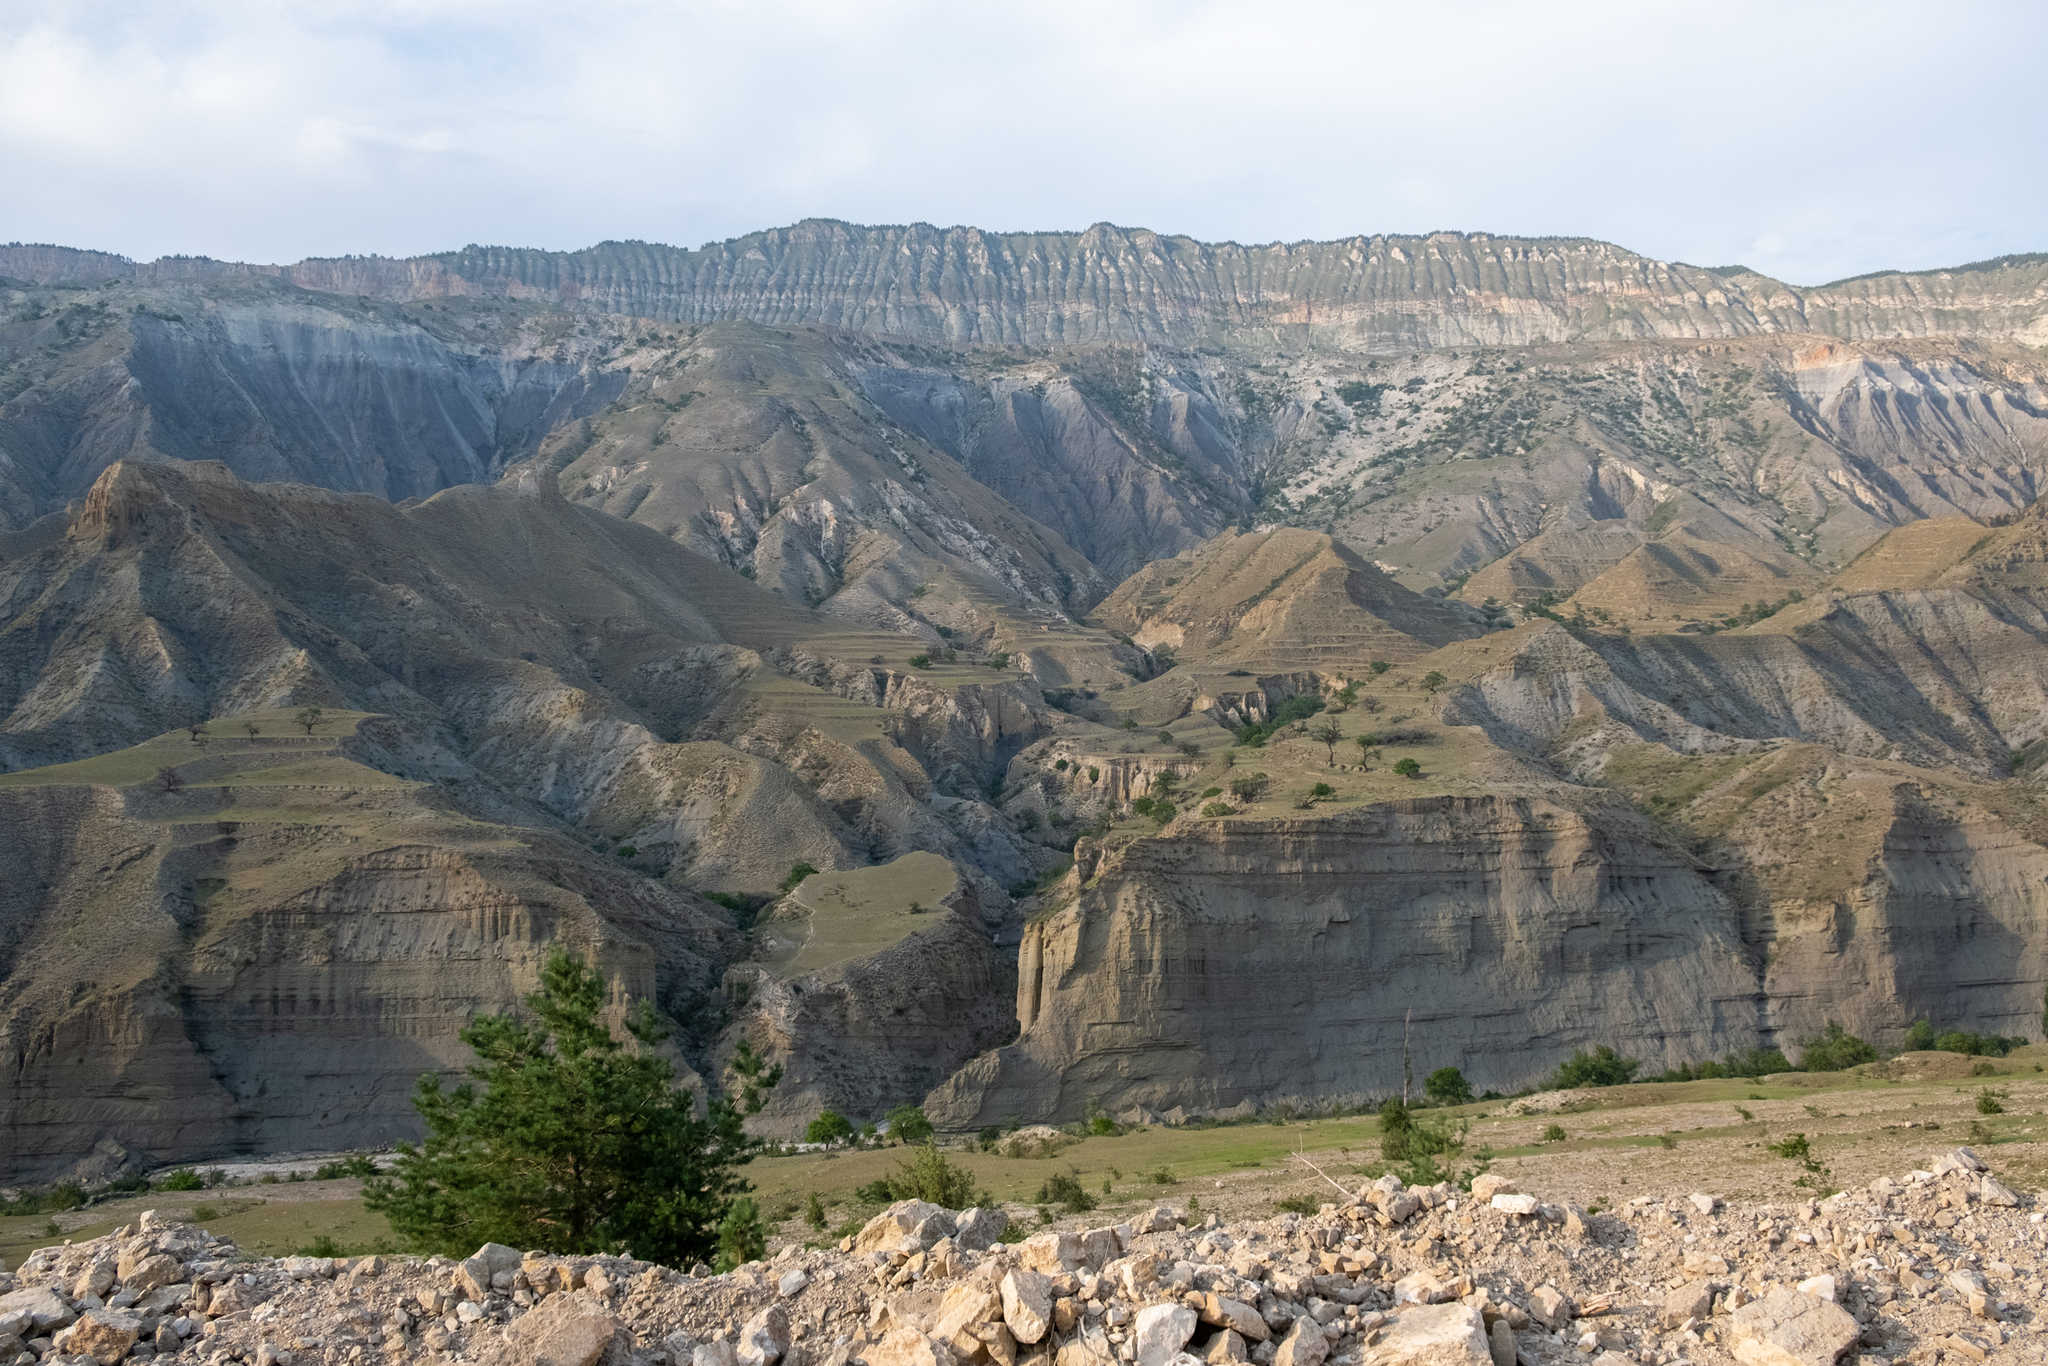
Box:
[8,221,2048,351]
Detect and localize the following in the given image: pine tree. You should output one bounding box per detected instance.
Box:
[364,949,778,1265]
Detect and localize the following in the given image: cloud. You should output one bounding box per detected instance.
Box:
[2,0,2044,284]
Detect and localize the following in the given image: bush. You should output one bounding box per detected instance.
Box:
[1934,1030,2023,1057]
[1722,1047,1795,1078]
[780,862,820,893]
[853,1179,895,1204]
[978,1126,1002,1152]
[806,1192,827,1229]
[1148,801,1177,826]
[1143,1166,1178,1185]
[1273,1193,1322,1214]
[1977,1088,2008,1115]
[1795,1021,1877,1072]
[715,1196,766,1272]
[1201,802,1233,818]
[1035,1171,1096,1213]
[805,1110,855,1144]
[1392,757,1421,779]
[363,949,780,1265]
[1228,772,1269,801]
[1424,1068,1472,1106]
[1907,1019,1937,1051]
[909,654,931,669]
[886,1145,990,1208]
[1548,1045,1640,1089]
[1310,782,1334,799]
[160,1169,205,1192]
[313,1155,378,1180]
[1541,1124,1566,1143]
[886,1106,934,1144]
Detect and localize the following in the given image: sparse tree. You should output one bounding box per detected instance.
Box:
[293,706,323,735]
[1309,718,1344,766]
[243,721,261,738]
[363,949,779,1265]
[1369,660,1391,675]
[1228,771,1269,803]
[156,766,186,793]
[1421,670,1447,696]
[1392,757,1422,779]
[187,722,210,746]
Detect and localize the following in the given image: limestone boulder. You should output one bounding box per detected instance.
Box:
[1359,1304,1490,1366]
[481,1293,629,1366]
[1728,1287,1858,1366]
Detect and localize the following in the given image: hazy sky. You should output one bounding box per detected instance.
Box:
[5,1,2044,286]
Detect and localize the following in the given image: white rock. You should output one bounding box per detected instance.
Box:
[1688,1192,1717,1215]
[776,1269,809,1298]
[1490,1193,1539,1216]
[1133,1303,1197,1366]
[1360,1303,1490,1365]
[1794,1274,1836,1302]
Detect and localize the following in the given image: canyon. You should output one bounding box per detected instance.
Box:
[3,224,2048,1179]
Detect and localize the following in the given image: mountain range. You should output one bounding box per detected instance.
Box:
[3,224,2046,1182]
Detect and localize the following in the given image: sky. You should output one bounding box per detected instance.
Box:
[4,1,2045,287]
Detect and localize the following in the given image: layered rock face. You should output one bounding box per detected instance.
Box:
[13,226,2043,349]
[722,858,1014,1135]
[928,795,1762,1125]
[0,728,740,1183]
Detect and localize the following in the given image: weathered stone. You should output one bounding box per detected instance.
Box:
[854,1202,952,1257]
[1017,1232,1085,1275]
[776,1269,809,1298]
[458,1243,523,1300]
[1001,1269,1053,1345]
[0,1287,75,1333]
[954,1208,1011,1251]
[1486,1319,1516,1366]
[1728,1287,1858,1366]
[1660,1281,1714,1329]
[1689,1193,1718,1215]
[1529,1285,1572,1329]
[1979,1175,2020,1207]
[1561,1205,1592,1242]
[1795,1275,1836,1302]
[73,1260,117,1300]
[1394,1271,1451,1306]
[934,1283,1003,1351]
[482,1293,626,1366]
[1467,1175,1517,1202]
[737,1304,791,1366]
[867,1327,955,1366]
[1272,1317,1328,1366]
[52,1308,143,1365]
[1205,1330,1248,1364]
[1199,1294,1268,1343]
[1078,1227,1122,1271]
[694,1343,739,1366]
[1132,1304,1197,1366]
[1489,1194,1538,1217]
[1359,1303,1489,1365]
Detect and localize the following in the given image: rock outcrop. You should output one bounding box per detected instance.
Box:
[929,795,1761,1125]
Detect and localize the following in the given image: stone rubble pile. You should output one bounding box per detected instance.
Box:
[0,1148,2042,1366]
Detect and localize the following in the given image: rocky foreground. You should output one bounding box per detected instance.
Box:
[1,1148,2041,1366]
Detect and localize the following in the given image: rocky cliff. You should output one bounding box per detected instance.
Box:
[12,226,2045,349]
[0,716,740,1183]
[928,794,1763,1125]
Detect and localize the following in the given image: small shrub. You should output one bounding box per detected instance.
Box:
[1796,1021,1877,1072]
[297,1235,342,1258]
[1310,781,1334,799]
[1201,787,1223,799]
[1088,1115,1117,1136]
[1977,1088,2008,1115]
[312,1155,378,1180]
[1274,1193,1322,1214]
[853,1179,895,1204]
[1541,1123,1567,1143]
[1424,1067,1472,1106]
[1201,802,1233,818]
[978,1125,1001,1152]
[191,1203,218,1222]
[780,862,819,893]
[715,1197,766,1272]
[909,654,931,669]
[1036,1171,1097,1213]
[1143,1166,1178,1185]
[806,1192,827,1229]
[1392,758,1421,779]
[160,1168,205,1192]
[1548,1045,1640,1089]
[888,1144,990,1208]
